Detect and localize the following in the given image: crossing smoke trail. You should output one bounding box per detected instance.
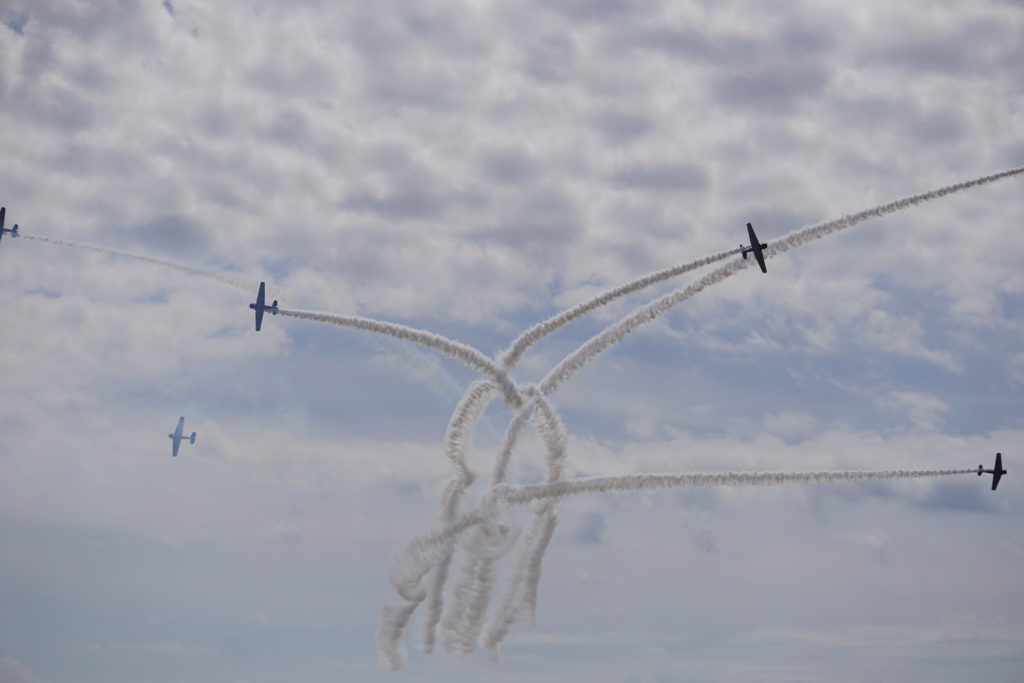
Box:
[493,469,977,505]
[541,166,1024,397]
[380,167,1023,667]
[439,390,569,654]
[416,250,746,652]
[20,234,252,290]
[393,248,754,654]
[276,309,522,407]
[420,381,495,652]
[381,466,973,666]
[499,247,743,369]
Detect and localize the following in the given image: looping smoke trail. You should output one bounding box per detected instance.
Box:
[277,308,523,407]
[421,381,497,651]
[493,469,977,504]
[541,167,1024,396]
[498,247,744,369]
[481,395,567,653]
[381,167,1023,666]
[20,234,252,290]
[441,387,569,653]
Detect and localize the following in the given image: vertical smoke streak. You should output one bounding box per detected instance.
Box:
[378,601,420,671]
[481,394,567,654]
[441,387,564,653]
[479,504,558,657]
[385,166,1023,665]
[470,167,1024,657]
[420,381,496,651]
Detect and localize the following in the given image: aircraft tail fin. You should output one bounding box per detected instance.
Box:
[1,207,5,229]
[189,432,196,444]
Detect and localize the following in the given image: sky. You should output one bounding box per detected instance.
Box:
[0,0,1023,681]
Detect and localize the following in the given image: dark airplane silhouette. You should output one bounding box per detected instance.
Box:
[741,222,767,273]
[0,207,19,245]
[978,452,1006,491]
[249,281,278,331]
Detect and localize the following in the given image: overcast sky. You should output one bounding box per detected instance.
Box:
[1,1,1022,681]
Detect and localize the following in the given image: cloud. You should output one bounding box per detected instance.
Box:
[914,481,1000,515]
[875,391,950,432]
[0,658,38,683]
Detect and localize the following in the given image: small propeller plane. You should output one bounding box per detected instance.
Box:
[978,452,1006,491]
[741,222,768,273]
[249,281,278,331]
[0,207,19,244]
[168,416,196,457]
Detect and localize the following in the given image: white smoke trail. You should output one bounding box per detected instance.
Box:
[444,381,496,482]
[378,601,420,671]
[481,395,567,652]
[439,387,569,653]
[20,233,252,290]
[277,308,523,407]
[420,381,496,652]
[494,469,977,505]
[479,504,558,657]
[399,239,741,651]
[386,166,1023,665]
[767,165,1024,257]
[499,247,744,369]
[541,166,1024,396]
[378,506,497,666]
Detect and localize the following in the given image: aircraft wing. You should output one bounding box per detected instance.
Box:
[992,453,1004,490]
[252,282,266,331]
[170,416,185,457]
[753,246,767,273]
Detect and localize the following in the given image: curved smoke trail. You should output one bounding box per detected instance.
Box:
[474,166,1024,657]
[381,166,1023,665]
[20,234,252,290]
[276,308,523,407]
[498,247,743,369]
[419,381,495,652]
[418,248,745,654]
[440,390,570,653]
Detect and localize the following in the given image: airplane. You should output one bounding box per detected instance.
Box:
[168,416,196,457]
[978,452,1007,491]
[0,207,19,244]
[741,222,768,273]
[249,281,278,331]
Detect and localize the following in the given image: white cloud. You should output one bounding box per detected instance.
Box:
[0,0,1021,680]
